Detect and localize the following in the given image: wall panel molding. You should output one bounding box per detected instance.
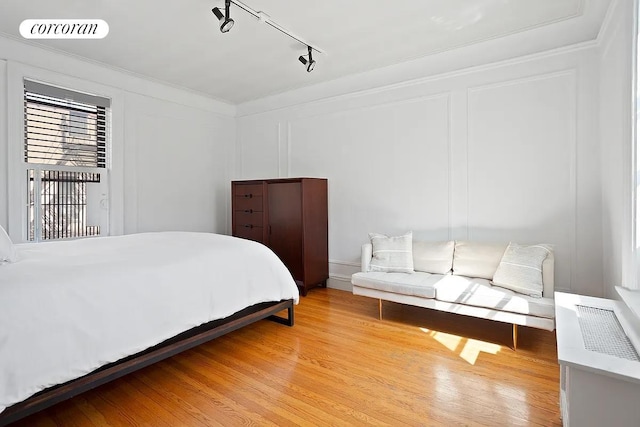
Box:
[447,92,454,241]
[466,68,577,94]
[596,0,621,49]
[466,69,578,290]
[238,49,601,297]
[237,41,598,118]
[277,122,282,178]
[288,91,453,123]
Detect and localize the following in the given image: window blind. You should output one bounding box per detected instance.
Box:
[24,80,110,168]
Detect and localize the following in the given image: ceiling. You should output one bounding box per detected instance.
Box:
[0,0,611,104]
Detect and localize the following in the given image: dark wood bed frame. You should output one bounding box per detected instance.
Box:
[0,299,294,426]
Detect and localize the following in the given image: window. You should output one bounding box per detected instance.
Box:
[23,80,110,241]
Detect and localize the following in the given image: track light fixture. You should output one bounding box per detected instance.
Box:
[298,46,316,72]
[212,0,234,33]
[212,1,324,71]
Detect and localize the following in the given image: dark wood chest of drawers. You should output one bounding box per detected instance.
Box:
[232,178,328,296]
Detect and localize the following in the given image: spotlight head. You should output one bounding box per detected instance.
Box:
[306,59,316,72]
[212,7,224,20]
[299,46,316,72]
[212,2,234,33]
[220,16,234,33]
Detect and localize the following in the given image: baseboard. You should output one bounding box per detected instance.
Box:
[327,275,353,292]
[328,259,358,292]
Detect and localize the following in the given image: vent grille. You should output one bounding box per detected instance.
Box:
[576,305,640,361]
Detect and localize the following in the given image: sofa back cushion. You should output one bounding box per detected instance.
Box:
[452,241,507,280]
[413,241,454,274]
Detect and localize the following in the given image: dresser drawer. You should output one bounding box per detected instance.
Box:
[234,195,263,211]
[233,184,263,197]
[234,210,263,227]
[234,225,264,242]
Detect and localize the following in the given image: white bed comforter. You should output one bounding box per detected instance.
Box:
[0,232,299,413]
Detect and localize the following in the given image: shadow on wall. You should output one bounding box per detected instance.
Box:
[601,199,624,299]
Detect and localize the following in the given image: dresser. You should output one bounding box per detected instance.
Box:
[231,178,328,296]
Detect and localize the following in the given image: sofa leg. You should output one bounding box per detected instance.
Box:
[379,299,383,320]
[513,324,518,350]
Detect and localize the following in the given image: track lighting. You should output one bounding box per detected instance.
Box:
[212,0,234,33]
[212,1,324,71]
[299,46,316,72]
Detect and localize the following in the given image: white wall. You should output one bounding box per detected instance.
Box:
[123,93,234,234]
[236,43,604,296]
[0,59,7,231]
[0,36,236,238]
[599,0,636,298]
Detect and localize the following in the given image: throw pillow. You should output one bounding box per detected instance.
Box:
[0,225,16,263]
[492,243,552,298]
[369,232,414,273]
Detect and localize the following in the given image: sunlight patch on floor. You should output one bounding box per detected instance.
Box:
[420,327,461,351]
[420,328,501,364]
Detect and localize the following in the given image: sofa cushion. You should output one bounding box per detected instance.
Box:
[369,232,414,273]
[452,241,507,280]
[492,243,552,298]
[434,275,555,318]
[413,241,454,274]
[352,271,440,298]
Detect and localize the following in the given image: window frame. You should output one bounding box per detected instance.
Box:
[6,62,124,243]
[23,81,110,242]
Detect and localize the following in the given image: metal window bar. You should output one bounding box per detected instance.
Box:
[27,170,36,242]
[28,169,101,241]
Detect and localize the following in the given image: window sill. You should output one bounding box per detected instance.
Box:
[616,286,640,323]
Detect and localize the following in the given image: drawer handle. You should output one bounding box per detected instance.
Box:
[243,194,253,199]
[243,224,254,229]
[244,209,253,213]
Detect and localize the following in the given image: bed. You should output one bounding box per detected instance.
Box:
[0,231,299,425]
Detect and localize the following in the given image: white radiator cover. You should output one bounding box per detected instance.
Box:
[556,292,640,427]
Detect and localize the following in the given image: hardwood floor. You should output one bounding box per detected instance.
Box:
[11,288,561,426]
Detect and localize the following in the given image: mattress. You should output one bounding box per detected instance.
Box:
[0,232,299,413]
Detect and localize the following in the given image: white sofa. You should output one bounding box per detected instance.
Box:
[351,240,555,348]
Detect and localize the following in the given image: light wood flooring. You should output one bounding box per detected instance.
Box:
[12,288,561,426]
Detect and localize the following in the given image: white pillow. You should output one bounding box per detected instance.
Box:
[0,225,17,263]
[492,243,551,298]
[369,232,414,273]
[413,240,455,274]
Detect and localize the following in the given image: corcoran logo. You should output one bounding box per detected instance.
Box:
[19,19,109,39]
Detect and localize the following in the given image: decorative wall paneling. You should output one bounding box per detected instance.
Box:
[236,47,602,296]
